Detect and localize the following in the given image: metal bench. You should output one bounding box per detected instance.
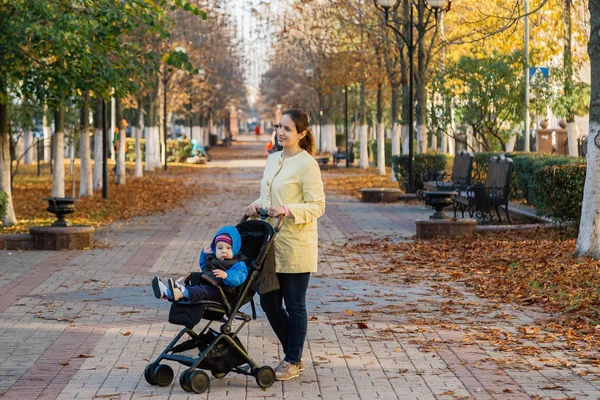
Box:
[451,155,513,223]
[333,147,354,165]
[423,150,473,193]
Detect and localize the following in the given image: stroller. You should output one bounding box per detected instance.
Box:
[144,212,283,393]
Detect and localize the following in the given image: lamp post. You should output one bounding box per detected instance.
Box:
[374,0,447,193]
[305,68,323,154]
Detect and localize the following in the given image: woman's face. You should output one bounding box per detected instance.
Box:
[277,114,305,149]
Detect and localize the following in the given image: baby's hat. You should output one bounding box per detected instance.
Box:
[214,233,232,246]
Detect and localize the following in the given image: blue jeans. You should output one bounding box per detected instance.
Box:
[260,272,310,364]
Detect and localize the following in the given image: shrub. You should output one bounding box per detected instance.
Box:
[0,190,7,221]
[531,164,586,224]
[392,153,447,191]
[167,139,193,162]
[123,138,192,163]
[126,138,146,162]
[369,140,393,166]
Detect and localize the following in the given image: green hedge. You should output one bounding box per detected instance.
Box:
[472,152,584,203]
[121,138,192,163]
[531,164,586,224]
[392,153,447,191]
[0,190,7,221]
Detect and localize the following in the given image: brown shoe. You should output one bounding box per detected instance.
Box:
[274,361,299,381]
[277,358,305,372]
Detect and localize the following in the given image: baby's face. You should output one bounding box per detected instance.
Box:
[215,241,233,260]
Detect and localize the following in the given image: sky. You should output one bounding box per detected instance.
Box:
[229,0,285,106]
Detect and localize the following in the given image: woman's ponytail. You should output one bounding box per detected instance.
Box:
[299,128,316,156]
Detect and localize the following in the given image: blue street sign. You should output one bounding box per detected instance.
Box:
[529,67,549,79]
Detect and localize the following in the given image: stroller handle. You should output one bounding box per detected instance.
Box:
[240,208,285,232]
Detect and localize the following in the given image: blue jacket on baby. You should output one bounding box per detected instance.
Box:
[199,226,248,288]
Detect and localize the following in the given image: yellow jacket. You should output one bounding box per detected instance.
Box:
[255,150,326,273]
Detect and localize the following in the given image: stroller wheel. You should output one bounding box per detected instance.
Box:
[255,366,275,389]
[153,364,174,387]
[212,371,228,379]
[144,363,157,385]
[184,369,210,394]
[179,370,193,392]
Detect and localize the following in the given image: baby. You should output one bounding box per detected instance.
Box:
[152,226,247,302]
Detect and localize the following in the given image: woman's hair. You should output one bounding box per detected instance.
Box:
[282,109,316,156]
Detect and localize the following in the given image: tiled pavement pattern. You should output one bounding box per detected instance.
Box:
[1,142,599,399]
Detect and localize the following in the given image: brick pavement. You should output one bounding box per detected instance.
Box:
[0,142,599,399]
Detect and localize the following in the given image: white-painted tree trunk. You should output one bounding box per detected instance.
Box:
[51,128,65,197]
[79,128,93,197]
[15,134,23,162]
[158,127,164,168]
[116,126,126,184]
[391,122,400,182]
[447,131,456,155]
[430,134,438,153]
[441,129,447,155]
[466,125,474,152]
[23,130,32,164]
[401,124,409,155]
[377,122,386,175]
[134,126,143,178]
[506,127,519,152]
[145,126,156,171]
[417,124,427,153]
[329,124,336,153]
[0,127,16,226]
[576,122,600,256]
[43,105,51,162]
[93,129,103,190]
[326,124,335,153]
[110,98,116,161]
[359,124,369,169]
[567,121,579,156]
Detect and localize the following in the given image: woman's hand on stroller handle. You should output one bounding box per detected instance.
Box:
[240,206,285,232]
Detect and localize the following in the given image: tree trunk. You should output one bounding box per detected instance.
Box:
[376,81,386,175]
[116,98,126,184]
[93,99,103,191]
[415,0,427,154]
[135,97,143,178]
[564,0,579,156]
[575,0,600,257]
[358,81,369,169]
[52,106,65,198]
[0,79,16,226]
[146,95,158,172]
[43,105,51,162]
[79,93,93,197]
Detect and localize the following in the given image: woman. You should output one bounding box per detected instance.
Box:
[244,109,326,381]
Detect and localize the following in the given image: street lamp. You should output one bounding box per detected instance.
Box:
[374,0,447,193]
[305,68,323,154]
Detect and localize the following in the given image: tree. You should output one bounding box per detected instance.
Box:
[444,50,525,151]
[575,1,600,257]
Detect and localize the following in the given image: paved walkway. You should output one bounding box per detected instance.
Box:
[1,142,599,399]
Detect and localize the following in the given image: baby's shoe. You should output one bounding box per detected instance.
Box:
[168,278,186,301]
[152,276,169,300]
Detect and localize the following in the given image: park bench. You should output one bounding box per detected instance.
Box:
[333,147,355,165]
[423,150,473,192]
[451,155,513,223]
